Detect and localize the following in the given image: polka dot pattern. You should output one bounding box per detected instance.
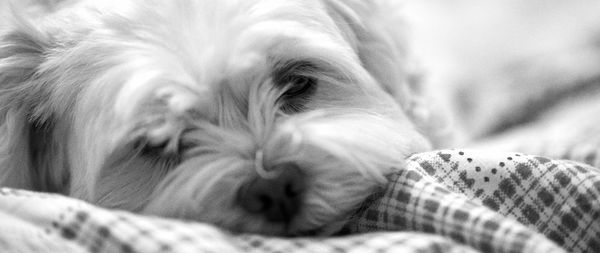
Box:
[345,150,600,253]
[1,149,598,253]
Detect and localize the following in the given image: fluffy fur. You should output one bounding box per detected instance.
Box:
[0,0,436,235]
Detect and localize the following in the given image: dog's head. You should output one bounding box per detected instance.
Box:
[0,0,432,235]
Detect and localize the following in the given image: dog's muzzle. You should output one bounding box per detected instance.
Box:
[237,160,306,223]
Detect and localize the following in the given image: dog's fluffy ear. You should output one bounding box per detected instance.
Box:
[0,14,67,192]
[323,0,451,147]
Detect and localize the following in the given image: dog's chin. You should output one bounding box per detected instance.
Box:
[135,111,429,236]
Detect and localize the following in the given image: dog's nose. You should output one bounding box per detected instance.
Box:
[238,163,305,223]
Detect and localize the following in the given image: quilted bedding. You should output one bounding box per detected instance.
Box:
[1,149,599,253]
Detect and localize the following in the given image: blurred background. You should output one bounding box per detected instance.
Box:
[401,0,600,160]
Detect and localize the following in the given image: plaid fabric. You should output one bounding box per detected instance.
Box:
[345,150,600,253]
[3,149,599,253]
[0,188,479,253]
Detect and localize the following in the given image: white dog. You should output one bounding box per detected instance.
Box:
[0,0,440,235]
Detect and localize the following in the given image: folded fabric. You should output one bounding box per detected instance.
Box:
[1,149,598,253]
[345,149,599,253]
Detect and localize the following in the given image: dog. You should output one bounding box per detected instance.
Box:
[0,0,441,236]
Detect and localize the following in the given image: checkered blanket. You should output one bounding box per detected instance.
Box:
[1,149,598,253]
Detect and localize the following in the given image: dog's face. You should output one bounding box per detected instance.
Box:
[0,0,431,235]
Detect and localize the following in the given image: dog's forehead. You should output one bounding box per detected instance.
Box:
[155,0,349,61]
[104,0,344,44]
[105,0,354,87]
[77,0,350,72]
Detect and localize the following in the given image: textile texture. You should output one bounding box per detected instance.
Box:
[1,149,599,253]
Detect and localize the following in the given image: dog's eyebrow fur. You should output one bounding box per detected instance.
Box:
[272,60,319,84]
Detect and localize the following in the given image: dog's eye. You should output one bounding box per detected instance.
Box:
[273,61,319,113]
[133,137,185,159]
[282,75,316,98]
[279,75,316,113]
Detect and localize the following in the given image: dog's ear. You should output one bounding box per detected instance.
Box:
[0,15,68,192]
[323,0,451,147]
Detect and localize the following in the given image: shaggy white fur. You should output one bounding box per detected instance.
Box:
[0,0,438,235]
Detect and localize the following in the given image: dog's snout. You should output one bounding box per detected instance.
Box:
[238,163,305,223]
